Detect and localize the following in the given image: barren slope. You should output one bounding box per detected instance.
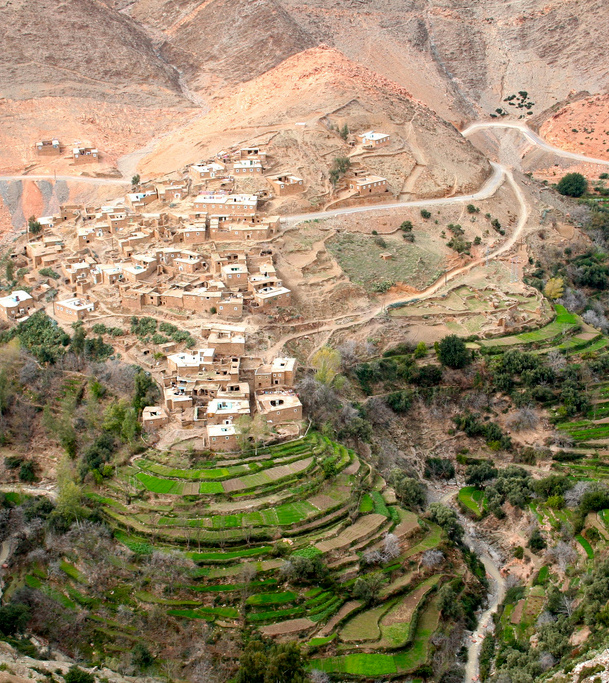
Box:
[139,46,491,200]
[0,0,185,106]
[128,0,315,92]
[275,0,609,123]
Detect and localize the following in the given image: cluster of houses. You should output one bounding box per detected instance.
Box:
[35,139,99,164]
[12,145,305,324]
[143,325,302,451]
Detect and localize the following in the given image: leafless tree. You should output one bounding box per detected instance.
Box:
[362,549,383,565]
[310,671,330,683]
[546,540,577,571]
[539,652,556,671]
[421,549,444,568]
[506,407,538,431]
[337,340,361,370]
[549,430,574,449]
[536,610,556,627]
[564,481,591,508]
[547,349,567,372]
[382,533,400,562]
[366,397,394,428]
[583,309,609,332]
[559,287,587,313]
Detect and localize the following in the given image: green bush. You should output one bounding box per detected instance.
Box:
[557,172,588,197]
[437,335,470,369]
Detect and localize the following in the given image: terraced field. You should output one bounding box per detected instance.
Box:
[85,432,446,676]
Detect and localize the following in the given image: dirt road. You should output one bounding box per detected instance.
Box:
[462,121,609,167]
[282,162,505,224]
[0,174,130,185]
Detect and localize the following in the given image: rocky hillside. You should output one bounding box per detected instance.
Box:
[139,45,491,198]
[128,0,315,92]
[0,0,187,107]
[277,0,609,123]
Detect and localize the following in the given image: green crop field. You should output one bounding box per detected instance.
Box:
[246,591,297,606]
[479,305,579,348]
[458,487,486,516]
[576,535,594,559]
[136,472,184,495]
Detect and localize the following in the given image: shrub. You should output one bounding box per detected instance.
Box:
[528,528,546,552]
[400,220,413,232]
[513,546,524,559]
[557,172,588,197]
[421,209,431,219]
[467,204,479,214]
[437,334,471,369]
[64,667,95,683]
[19,461,36,483]
[0,603,30,636]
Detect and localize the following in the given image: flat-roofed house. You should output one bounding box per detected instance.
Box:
[73,147,99,164]
[209,216,279,242]
[254,357,296,389]
[221,263,249,291]
[36,139,61,156]
[233,159,263,174]
[349,175,388,196]
[167,348,216,375]
[191,163,225,181]
[177,225,207,245]
[142,406,169,431]
[237,147,267,163]
[252,285,291,310]
[193,194,257,217]
[357,131,390,148]
[205,398,250,425]
[267,174,304,196]
[207,424,238,451]
[206,328,245,357]
[53,297,95,323]
[0,291,35,322]
[217,295,244,320]
[256,391,302,425]
[127,190,158,210]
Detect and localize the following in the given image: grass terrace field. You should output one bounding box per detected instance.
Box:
[458,486,487,517]
[478,305,580,348]
[82,432,449,674]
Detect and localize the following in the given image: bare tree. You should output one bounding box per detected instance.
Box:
[382,533,400,562]
[421,549,444,568]
[539,652,556,671]
[310,671,330,683]
[546,540,577,571]
[564,481,591,508]
[506,407,538,431]
[547,349,567,372]
[583,309,609,332]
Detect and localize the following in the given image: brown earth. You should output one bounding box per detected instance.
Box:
[540,94,609,163]
[138,46,491,199]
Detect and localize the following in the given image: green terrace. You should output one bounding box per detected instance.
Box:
[477,305,581,349]
[27,430,447,676]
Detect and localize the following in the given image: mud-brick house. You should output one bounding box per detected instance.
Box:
[256,390,302,425]
[349,175,388,196]
[53,297,96,323]
[234,159,263,175]
[254,357,296,390]
[0,291,35,322]
[267,174,304,196]
[35,139,61,156]
[207,423,238,451]
[357,131,390,148]
[142,406,169,431]
[72,147,99,164]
